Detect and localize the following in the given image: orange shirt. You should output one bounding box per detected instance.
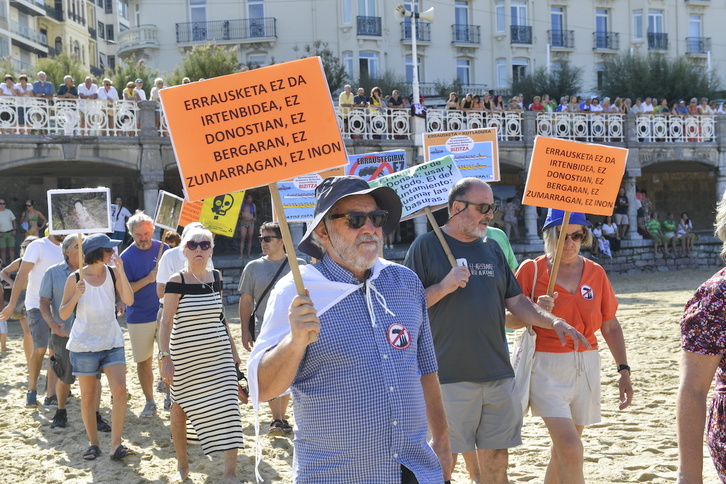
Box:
[515,255,618,353]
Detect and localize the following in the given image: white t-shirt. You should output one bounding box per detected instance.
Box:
[23,237,64,309]
[156,246,214,302]
[0,209,15,232]
[97,86,119,101]
[135,88,147,101]
[78,82,98,98]
[111,204,131,231]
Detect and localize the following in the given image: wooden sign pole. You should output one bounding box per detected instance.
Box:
[424,207,457,268]
[546,211,571,296]
[78,233,84,280]
[268,183,318,343]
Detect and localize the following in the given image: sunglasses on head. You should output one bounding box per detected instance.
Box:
[455,200,498,214]
[329,210,388,229]
[186,240,211,250]
[258,235,281,243]
[557,231,586,242]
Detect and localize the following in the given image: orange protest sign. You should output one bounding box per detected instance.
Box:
[159,57,347,201]
[179,199,203,227]
[522,136,628,216]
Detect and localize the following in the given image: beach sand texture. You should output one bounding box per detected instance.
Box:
[0,267,722,483]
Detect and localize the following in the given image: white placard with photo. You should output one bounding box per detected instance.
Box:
[47,188,112,235]
[154,190,184,232]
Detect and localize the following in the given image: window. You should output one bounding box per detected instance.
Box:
[633,9,643,40]
[248,53,267,68]
[134,2,140,26]
[596,63,606,91]
[358,0,375,17]
[108,55,115,71]
[105,0,112,14]
[99,53,106,70]
[511,1,527,26]
[455,1,468,27]
[342,51,353,79]
[595,9,609,48]
[496,58,507,88]
[406,56,422,84]
[550,7,564,47]
[341,0,351,24]
[106,24,114,40]
[689,14,702,38]
[248,0,264,37]
[191,0,207,41]
[456,58,470,85]
[98,21,105,39]
[0,38,8,58]
[495,1,504,32]
[688,14,702,53]
[117,1,128,19]
[359,52,379,79]
[512,58,529,84]
[0,1,6,19]
[648,10,664,34]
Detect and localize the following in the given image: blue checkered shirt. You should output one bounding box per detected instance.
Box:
[289,256,442,483]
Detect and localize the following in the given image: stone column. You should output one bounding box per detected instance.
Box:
[523,204,539,242]
[138,101,158,138]
[623,174,642,240]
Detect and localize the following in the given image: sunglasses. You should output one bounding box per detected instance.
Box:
[455,200,498,214]
[0,202,5,205]
[329,210,388,229]
[258,235,281,243]
[186,240,211,250]
[557,231,586,242]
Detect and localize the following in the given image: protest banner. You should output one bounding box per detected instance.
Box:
[276,167,345,223]
[346,150,407,182]
[179,199,204,227]
[48,187,112,277]
[423,128,500,182]
[522,136,628,294]
[161,57,348,343]
[153,190,184,232]
[369,156,462,266]
[198,190,246,237]
[159,57,346,202]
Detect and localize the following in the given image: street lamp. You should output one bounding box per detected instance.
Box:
[394,3,434,107]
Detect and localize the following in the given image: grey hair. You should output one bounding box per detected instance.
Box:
[541,226,594,258]
[715,191,726,262]
[310,230,328,257]
[126,210,154,233]
[181,225,214,248]
[181,222,205,239]
[63,75,72,82]
[61,234,78,255]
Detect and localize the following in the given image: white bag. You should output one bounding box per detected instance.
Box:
[510,258,539,415]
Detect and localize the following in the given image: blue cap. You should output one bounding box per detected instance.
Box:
[542,209,591,229]
[82,234,121,255]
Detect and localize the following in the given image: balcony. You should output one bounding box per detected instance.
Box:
[117,24,159,56]
[548,29,574,49]
[44,4,64,22]
[357,16,381,36]
[12,58,31,73]
[593,31,619,51]
[88,27,97,40]
[10,0,46,16]
[686,36,711,55]
[400,20,431,43]
[68,11,85,26]
[648,32,668,50]
[511,25,532,44]
[9,20,48,52]
[175,18,277,44]
[451,24,481,44]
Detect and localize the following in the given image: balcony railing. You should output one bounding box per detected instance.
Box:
[548,29,574,48]
[648,32,668,50]
[12,58,31,73]
[451,24,480,44]
[400,20,431,42]
[10,0,46,16]
[357,16,381,36]
[426,110,523,140]
[117,25,159,54]
[593,31,619,50]
[88,27,97,39]
[68,11,85,25]
[44,3,63,21]
[176,18,276,43]
[9,19,47,45]
[686,36,711,54]
[511,25,533,44]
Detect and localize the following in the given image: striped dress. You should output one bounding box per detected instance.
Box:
[165,271,243,454]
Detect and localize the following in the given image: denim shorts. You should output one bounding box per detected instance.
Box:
[70,346,125,376]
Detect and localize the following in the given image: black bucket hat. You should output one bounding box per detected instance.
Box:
[298,175,402,259]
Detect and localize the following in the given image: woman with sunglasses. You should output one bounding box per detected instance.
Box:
[509,210,633,484]
[159,226,243,483]
[20,200,46,236]
[59,234,135,461]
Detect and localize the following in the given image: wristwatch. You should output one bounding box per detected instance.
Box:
[158,351,170,360]
[617,364,631,375]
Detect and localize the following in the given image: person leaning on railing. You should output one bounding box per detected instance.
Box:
[98,79,120,136]
[56,76,77,99]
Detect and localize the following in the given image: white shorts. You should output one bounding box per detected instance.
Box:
[614,213,628,226]
[529,350,601,426]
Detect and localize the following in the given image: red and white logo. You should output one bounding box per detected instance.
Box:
[580,284,594,300]
[387,323,411,350]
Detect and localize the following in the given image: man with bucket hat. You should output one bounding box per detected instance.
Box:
[404,177,588,484]
[248,175,452,483]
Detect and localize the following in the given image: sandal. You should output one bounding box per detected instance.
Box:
[110,445,136,461]
[83,445,101,460]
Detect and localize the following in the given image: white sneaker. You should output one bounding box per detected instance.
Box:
[139,401,157,418]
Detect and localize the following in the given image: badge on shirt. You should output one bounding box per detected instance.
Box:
[387,323,411,350]
[580,284,594,300]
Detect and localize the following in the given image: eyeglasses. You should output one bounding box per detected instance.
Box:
[329,210,388,229]
[557,231,586,242]
[0,202,5,205]
[258,235,282,243]
[455,200,498,215]
[186,240,211,250]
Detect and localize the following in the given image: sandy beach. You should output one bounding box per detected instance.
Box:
[0,267,722,483]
